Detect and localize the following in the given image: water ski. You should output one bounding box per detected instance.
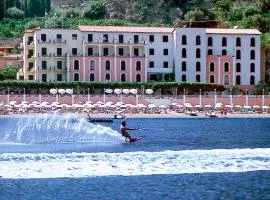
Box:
[129,135,145,143]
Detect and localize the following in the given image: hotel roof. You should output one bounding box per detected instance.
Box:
[78,25,175,33]
[206,28,261,35]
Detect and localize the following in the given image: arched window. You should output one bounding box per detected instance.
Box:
[208,49,213,55]
[182,48,186,58]
[74,60,79,70]
[105,73,110,81]
[89,73,95,81]
[210,75,215,83]
[196,74,200,82]
[224,75,229,85]
[74,73,79,81]
[222,37,227,46]
[196,35,201,45]
[236,50,241,59]
[236,37,241,47]
[250,50,255,60]
[222,49,227,56]
[136,61,141,71]
[250,63,255,72]
[121,74,126,82]
[250,37,255,47]
[182,74,186,82]
[196,48,200,58]
[182,35,187,45]
[90,60,95,70]
[208,37,213,46]
[236,75,241,85]
[250,75,255,85]
[121,60,126,71]
[105,60,110,70]
[196,62,200,72]
[236,63,241,72]
[182,61,186,71]
[210,62,215,72]
[224,62,229,72]
[136,74,141,82]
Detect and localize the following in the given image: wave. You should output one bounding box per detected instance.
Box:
[1,148,270,179]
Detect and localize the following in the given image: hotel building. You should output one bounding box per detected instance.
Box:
[18,26,261,89]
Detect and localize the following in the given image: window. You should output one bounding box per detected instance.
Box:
[41,34,46,42]
[29,75,34,80]
[57,61,62,69]
[163,49,168,55]
[196,62,200,72]
[28,36,33,45]
[119,48,124,56]
[150,74,158,81]
[57,48,62,56]
[105,60,110,70]
[164,74,170,81]
[88,34,93,42]
[74,73,79,81]
[90,60,95,70]
[210,75,215,83]
[42,74,47,82]
[103,48,108,56]
[236,75,241,85]
[88,48,93,56]
[182,35,187,45]
[163,61,168,68]
[136,74,141,82]
[149,35,154,42]
[149,48,154,55]
[182,61,186,71]
[136,61,141,71]
[224,75,229,85]
[182,48,186,58]
[149,61,154,68]
[119,35,124,43]
[42,61,47,69]
[134,48,139,56]
[236,37,241,47]
[208,49,213,55]
[236,50,241,59]
[196,48,201,58]
[224,62,229,72]
[41,48,47,56]
[72,34,77,40]
[134,35,139,43]
[250,37,255,47]
[236,63,241,72]
[121,61,126,71]
[208,37,213,46]
[250,75,255,85]
[105,73,110,81]
[121,74,126,82]
[250,63,255,72]
[28,62,34,71]
[57,74,62,81]
[222,37,227,46]
[250,50,255,60]
[196,74,200,82]
[72,48,77,56]
[222,49,227,56]
[19,76,24,80]
[56,34,62,40]
[210,62,215,72]
[196,35,201,45]
[103,34,108,42]
[90,73,95,81]
[182,74,186,82]
[74,60,79,70]
[163,35,168,42]
[28,49,34,57]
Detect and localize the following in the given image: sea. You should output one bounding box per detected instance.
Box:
[0,114,270,200]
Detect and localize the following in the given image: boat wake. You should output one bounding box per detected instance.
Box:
[1,148,270,179]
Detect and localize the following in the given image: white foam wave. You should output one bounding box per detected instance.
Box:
[1,148,270,179]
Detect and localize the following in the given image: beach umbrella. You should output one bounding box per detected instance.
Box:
[58,89,66,95]
[235,105,242,108]
[4,104,12,108]
[31,101,39,104]
[159,105,167,108]
[170,102,178,106]
[65,89,73,95]
[252,105,260,109]
[148,104,157,108]
[95,101,104,104]
[85,101,93,104]
[130,89,138,95]
[9,101,17,105]
[244,105,251,109]
[225,105,233,108]
[14,105,22,108]
[194,105,202,108]
[137,104,146,108]
[262,106,269,109]
[176,104,183,108]
[145,89,153,94]
[105,89,113,94]
[204,104,212,108]
[114,88,122,95]
[122,89,130,95]
[21,101,28,104]
[49,89,57,95]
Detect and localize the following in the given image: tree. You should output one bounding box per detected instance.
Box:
[6,7,24,19]
[82,1,106,20]
[0,66,19,80]
[184,8,205,22]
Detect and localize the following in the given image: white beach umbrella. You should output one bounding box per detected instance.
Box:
[159,105,167,108]
[145,89,153,94]
[262,105,269,109]
[243,105,251,109]
[137,104,146,108]
[105,88,113,94]
[170,102,178,106]
[122,89,130,95]
[21,101,28,104]
[4,104,12,108]
[14,105,22,108]
[148,103,157,108]
[49,89,57,95]
[65,89,73,95]
[85,101,93,104]
[176,104,183,108]
[114,88,122,95]
[252,105,260,109]
[225,105,233,108]
[31,101,39,104]
[235,105,242,108]
[130,89,138,95]
[9,101,17,105]
[58,89,66,95]
[96,101,104,104]
[194,105,202,108]
[204,104,212,108]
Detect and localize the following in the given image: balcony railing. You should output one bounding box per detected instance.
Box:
[38,66,52,71]
[85,39,147,45]
[38,53,51,57]
[52,66,67,71]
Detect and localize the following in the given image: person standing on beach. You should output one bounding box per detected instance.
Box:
[120,120,138,141]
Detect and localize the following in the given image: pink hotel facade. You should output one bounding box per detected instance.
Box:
[18,26,261,89]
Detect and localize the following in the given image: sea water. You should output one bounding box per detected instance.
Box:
[0,115,270,199]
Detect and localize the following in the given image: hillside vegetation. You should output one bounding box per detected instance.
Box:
[0,0,269,47]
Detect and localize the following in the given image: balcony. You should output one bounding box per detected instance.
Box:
[38,66,52,71]
[53,39,66,45]
[38,39,52,44]
[85,39,147,46]
[38,53,51,57]
[53,66,67,71]
[53,53,66,58]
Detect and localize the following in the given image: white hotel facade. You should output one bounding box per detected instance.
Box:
[18,26,261,89]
